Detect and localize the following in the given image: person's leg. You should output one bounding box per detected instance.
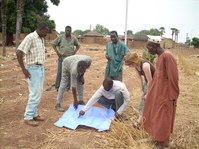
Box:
[117,70,123,81]
[55,68,70,111]
[55,57,63,90]
[138,81,147,124]
[77,82,84,104]
[97,96,115,109]
[33,66,44,118]
[115,91,124,111]
[112,70,123,81]
[153,141,168,149]
[24,65,44,126]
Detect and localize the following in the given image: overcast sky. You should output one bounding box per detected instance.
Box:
[47,0,199,43]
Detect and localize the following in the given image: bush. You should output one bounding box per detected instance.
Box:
[191,37,199,48]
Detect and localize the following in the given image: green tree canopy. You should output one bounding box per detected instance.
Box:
[159,27,165,37]
[127,30,133,36]
[0,0,60,45]
[135,28,161,36]
[94,24,109,35]
[191,37,199,48]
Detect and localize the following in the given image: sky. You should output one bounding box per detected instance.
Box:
[47,0,199,43]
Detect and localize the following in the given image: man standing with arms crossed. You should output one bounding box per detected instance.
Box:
[52,26,80,91]
[16,22,49,126]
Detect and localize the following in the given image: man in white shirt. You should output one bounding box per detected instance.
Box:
[79,78,131,118]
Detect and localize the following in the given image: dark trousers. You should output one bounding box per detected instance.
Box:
[97,91,124,112]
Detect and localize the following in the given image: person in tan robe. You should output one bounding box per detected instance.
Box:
[142,41,179,149]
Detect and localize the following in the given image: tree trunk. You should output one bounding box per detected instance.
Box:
[15,0,24,48]
[6,33,14,46]
[1,0,7,56]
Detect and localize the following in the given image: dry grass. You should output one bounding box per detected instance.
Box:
[0,45,199,149]
[94,47,199,149]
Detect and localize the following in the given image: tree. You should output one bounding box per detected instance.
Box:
[15,0,25,47]
[135,28,161,36]
[82,29,90,35]
[127,30,133,36]
[94,24,109,35]
[159,27,165,37]
[0,0,7,56]
[171,28,179,42]
[191,37,199,48]
[171,28,175,41]
[0,0,60,47]
[73,30,84,36]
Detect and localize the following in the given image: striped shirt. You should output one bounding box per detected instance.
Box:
[17,31,46,65]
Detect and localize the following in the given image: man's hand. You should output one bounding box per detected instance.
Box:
[22,68,31,78]
[106,55,112,61]
[78,110,85,118]
[73,100,79,110]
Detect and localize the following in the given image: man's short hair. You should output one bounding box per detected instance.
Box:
[37,22,49,30]
[110,31,118,37]
[77,61,91,68]
[65,26,72,30]
[103,77,113,86]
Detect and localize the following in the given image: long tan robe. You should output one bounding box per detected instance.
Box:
[142,51,179,146]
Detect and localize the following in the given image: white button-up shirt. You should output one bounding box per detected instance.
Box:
[17,31,45,65]
[82,80,131,114]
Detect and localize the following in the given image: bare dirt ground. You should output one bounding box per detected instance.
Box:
[0,44,199,149]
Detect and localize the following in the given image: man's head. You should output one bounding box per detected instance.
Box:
[110,31,118,44]
[103,77,113,91]
[65,26,72,37]
[77,61,91,74]
[36,22,49,38]
[146,41,161,55]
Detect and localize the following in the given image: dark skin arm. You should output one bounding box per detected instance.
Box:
[105,54,112,61]
[72,87,78,109]
[74,45,80,54]
[78,74,84,85]
[73,74,85,109]
[16,50,30,78]
[52,44,62,58]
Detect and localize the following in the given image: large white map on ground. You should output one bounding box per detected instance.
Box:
[54,105,115,131]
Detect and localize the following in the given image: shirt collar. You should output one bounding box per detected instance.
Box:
[34,31,40,38]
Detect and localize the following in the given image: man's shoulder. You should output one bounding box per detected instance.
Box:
[107,42,112,46]
[25,32,36,39]
[113,80,125,86]
[163,51,174,58]
[20,32,35,43]
[57,34,65,39]
[71,35,78,39]
[117,40,125,46]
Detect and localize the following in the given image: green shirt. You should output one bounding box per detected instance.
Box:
[52,34,80,58]
[105,40,129,78]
